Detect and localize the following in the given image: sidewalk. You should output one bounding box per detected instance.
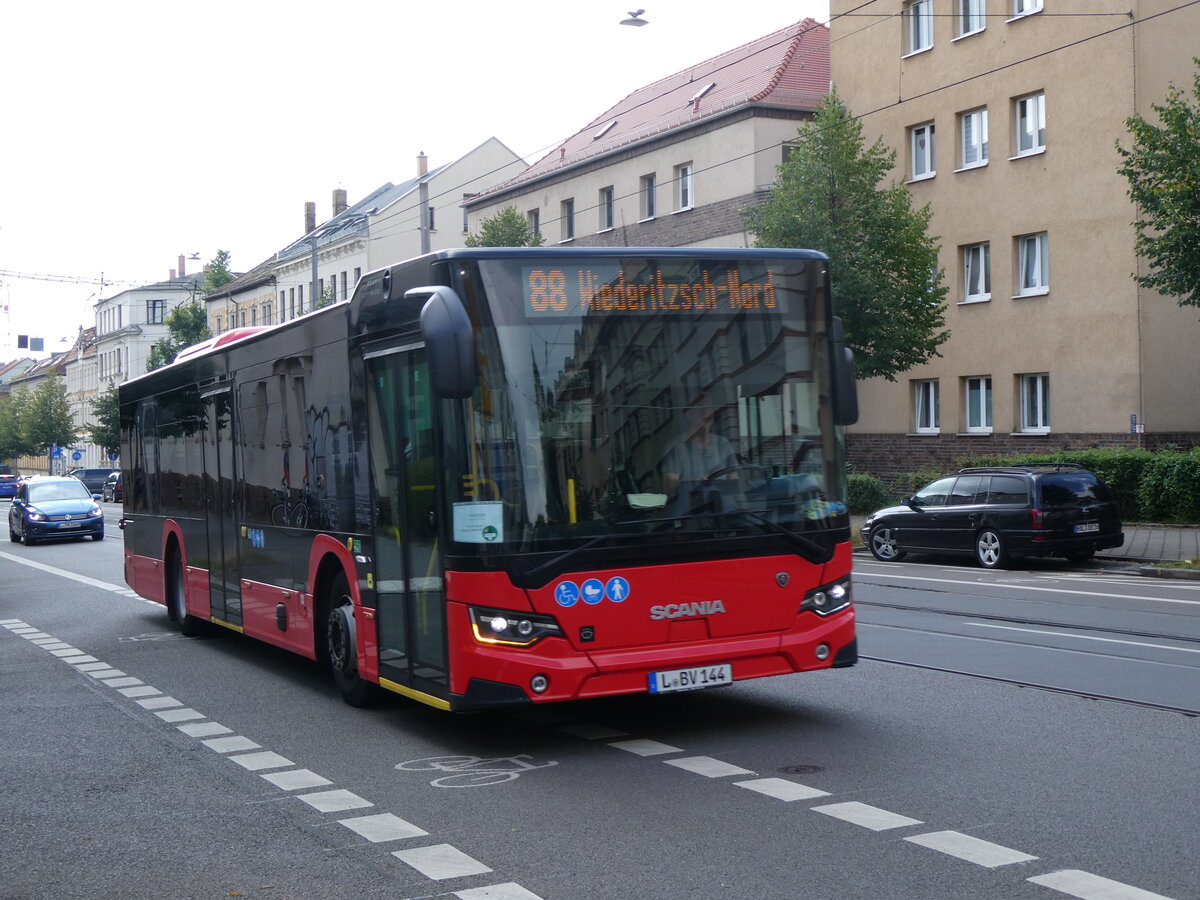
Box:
[1097,524,1200,563]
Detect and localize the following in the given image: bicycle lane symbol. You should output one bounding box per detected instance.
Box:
[395,754,559,788]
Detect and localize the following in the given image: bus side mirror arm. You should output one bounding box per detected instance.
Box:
[831,317,859,426]
[410,286,477,399]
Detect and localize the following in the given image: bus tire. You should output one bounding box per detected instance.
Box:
[167,547,205,636]
[326,571,379,707]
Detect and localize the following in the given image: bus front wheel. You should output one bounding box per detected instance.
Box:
[325,572,378,707]
[167,548,204,636]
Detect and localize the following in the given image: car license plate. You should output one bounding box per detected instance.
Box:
[648,664,732,694]
[58,522,82,529]
[1073,522,1099,534]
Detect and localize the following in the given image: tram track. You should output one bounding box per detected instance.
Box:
[859,652,1200,717]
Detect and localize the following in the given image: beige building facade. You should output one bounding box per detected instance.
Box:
[829,0,1200,477]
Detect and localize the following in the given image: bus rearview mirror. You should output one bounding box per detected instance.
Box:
[410,285,477,399]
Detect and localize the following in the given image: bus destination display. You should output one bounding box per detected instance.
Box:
[522,263,784,318]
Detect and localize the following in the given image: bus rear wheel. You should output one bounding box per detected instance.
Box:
[326,571,379,707]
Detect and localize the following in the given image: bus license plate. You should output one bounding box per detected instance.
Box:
[1073,522,1099,534]
[649,664,732,694]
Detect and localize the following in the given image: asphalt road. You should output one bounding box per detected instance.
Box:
[2,506,1196,900]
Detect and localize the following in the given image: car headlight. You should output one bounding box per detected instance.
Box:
[469,606,563,646]
[88,506,103,518]
[27,510,47,522]
[800,578,852,617]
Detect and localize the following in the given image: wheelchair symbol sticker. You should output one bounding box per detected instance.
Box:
[555,581,580,607]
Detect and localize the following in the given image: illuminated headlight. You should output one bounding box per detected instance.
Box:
[88,506,103,518]
[469,606,563,646]
[801,579,852,617]
[28,510,47,522]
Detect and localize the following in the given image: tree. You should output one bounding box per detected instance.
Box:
[203,249,236,294]
[87,383,122,458]
[1116,59,1200,311]
[465,205,545,247]
[0,391,36,461]
[744,91,949,381]
[146,302,213,371]
[23,376,77,455]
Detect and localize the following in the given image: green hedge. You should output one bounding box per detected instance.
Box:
[847,473,891,514]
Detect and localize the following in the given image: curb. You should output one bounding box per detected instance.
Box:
[1135,565,1200,581]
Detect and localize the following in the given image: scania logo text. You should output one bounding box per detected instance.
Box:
[649,600,727,621]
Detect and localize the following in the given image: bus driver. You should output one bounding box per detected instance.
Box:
[662,400,738,497]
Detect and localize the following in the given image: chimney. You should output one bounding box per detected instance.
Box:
[417,152,428,177]
[178,254,186,277]
[332,188,348,216]
[304,202,317,234]
[170,269,177,279]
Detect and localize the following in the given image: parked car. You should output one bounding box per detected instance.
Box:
[101,471,124,503]
[68,467,120,497]
[861,464,1124,569]
[9,476,105,544]
[0,473,18,499]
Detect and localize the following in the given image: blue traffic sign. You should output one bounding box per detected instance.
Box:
[72,451,83,461]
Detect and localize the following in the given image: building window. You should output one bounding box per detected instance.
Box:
[1017,232,1049,295]
[1012,0,1043,17]
[674,163,693,211]
[640,173,657,220]
[341,271,348,300]
[1020,373,1050,431]
[528,209,541,238]
[959,108,988,168]
[956,0,985,37]
[289,288,295,319]
[599,186,614,231]
[914,379,940,433]
[782,142,801,165]
[560,198,575,242]
[963,242,991,302]
[298,284,304,314]
[1015,92,1046,156]
[965,376,992,432]
[903,0,933,55]
[251,307,257,326]
[910,123,936,180]
[462,193,477,233]
[264,301,273,325]
[279,291,286,322]
[147,299,167,324]
[426,205,436,232]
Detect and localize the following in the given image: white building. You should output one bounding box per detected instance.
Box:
[93,273,204,381]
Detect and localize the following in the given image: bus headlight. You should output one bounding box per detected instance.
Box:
[469,606,563,646]
[800,578,852,617]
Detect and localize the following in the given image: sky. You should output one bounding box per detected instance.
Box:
[0,0,830,362]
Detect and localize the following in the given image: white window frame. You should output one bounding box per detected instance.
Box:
[1014,92,1046,157]
[527,209,540,239]
[598,186,614,231]
[903,0,934,55]
[559,198,575,243]
[640,173,657,221]
[1011,0,1043,20]
[1019,373,1050,432]
[955,0,986,38]
[910,122,936,181]
[674,162,694,212]
[1017,232,1049,296]
[963,242,991,302]
[914,379,940,433]
[965,376,993,433]
[958,108,988,170]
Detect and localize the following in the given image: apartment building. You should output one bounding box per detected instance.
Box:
[829,0,1200,476]
[465,20,829,249]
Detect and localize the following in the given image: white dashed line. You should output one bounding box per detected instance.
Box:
[1028,869,1178,900]
[201,736,261,754]
[391,844,492,880]
[64,655,100,664]
[904,830,1037,867]
[733,778,830,801]
[119,685,162,698]
[228,750,295,771]
[454,883,546,900]
[177,721,233,738]
[338,813,429,843]
[609,738,683,756]
[50,648,87,658]
[155,708,205,723]
[663,756,754,778]
[137,697,183,710]
[101,676,144,688]
[811,801,924,831]
[261,769,333,791]
[86,668,125,679]
[295,789,373,813]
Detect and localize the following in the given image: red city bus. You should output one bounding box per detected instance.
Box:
[119,248,859,710]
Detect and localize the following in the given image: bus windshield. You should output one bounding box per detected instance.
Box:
[448,254,847,556]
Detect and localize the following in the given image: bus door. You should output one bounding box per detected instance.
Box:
[201,388,242,626]
[364,345,447,695]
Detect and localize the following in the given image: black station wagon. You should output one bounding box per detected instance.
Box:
[862,464,1124,568]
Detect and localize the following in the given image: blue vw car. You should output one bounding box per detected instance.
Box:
[8,476,105,544]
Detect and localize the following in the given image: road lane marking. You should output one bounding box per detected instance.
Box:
[854,571,1200,606]
[228,750,295,771]
[609,738,683,756]
[969,623,1200,655]
[391,844,492,880]
[261,769,333,791]
[811,801,923,831]
[904,830,1037,867]
[295,789,373,813]
[663,756,754,778]
[0,551,128,591]
[454,884,545,900]
[201,735,261,753]
[1029,869,1177,899]
[734,778,830,801]
[338,812,428,843]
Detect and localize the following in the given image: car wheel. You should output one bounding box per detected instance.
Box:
[975,529,1009,569]
[92,531,105,542]
[9,525,19,543]
[868,526,907,562]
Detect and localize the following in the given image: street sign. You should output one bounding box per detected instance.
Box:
[72,451,83,461]
[50,447,63,459]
